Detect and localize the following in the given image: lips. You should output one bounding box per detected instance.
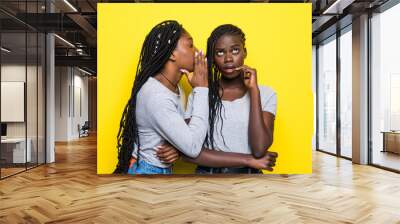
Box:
[223,64,236,69]
[222,65,238,74]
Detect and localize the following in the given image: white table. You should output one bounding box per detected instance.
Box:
[1,138,31,163]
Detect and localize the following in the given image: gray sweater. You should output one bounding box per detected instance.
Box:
[132,77,209,168]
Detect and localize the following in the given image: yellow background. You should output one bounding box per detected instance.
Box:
[98,3,312,174]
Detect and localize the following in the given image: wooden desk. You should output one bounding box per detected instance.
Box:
[1,138,32,163]
[382,131,400,154]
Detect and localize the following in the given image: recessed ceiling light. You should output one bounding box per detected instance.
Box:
[77,67,93,76]
[1,47,11,53]
[63,0,78,12]
[322,0,355,15]
[54,34,75,48]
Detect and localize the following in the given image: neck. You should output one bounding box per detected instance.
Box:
[155,68,181,93]
[220,71,245,89]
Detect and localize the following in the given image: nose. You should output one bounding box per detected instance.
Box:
[224,52,233,63]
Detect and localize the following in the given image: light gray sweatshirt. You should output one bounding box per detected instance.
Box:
[132,77,209,168]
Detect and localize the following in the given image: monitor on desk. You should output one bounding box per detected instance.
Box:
[1,123,7,138]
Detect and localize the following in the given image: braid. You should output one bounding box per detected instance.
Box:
[205,24,246,150]
[114,20,184,173]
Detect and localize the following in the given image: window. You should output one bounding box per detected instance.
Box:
[317,36,337,154]
[371,2,400,171]
[339,28,352,158]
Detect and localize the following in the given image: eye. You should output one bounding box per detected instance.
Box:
[216,50,224,56]
[232,48,240,54]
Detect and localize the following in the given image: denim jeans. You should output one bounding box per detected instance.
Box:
[196,166,261,174]
[128,159,172,175]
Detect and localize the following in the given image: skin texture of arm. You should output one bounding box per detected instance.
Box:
[240,65,275,158]
[248,87,275,158]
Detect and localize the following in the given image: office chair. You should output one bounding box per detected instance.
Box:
[79,121,90,138]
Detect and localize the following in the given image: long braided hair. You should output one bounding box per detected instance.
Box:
[114,20,184,173]
[205,24,246,150]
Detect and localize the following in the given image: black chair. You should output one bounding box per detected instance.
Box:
[79,121,90,138]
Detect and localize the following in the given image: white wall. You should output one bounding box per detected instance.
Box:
[1,65,26,129]
[72,72,89,138]
[1,82,25,122]
[55,66,69,141]
[55,67,89,141]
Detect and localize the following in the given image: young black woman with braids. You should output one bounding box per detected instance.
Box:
[156,24,278,174]
[114,20,209,174]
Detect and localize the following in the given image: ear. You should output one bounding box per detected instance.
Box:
[243,47,247,59]
[169,51,177,62]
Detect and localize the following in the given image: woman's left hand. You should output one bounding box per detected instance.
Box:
[156,142,180,164]
[236,65,258,90]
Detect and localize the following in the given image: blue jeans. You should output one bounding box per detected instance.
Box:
[128,159,172,175]
[196,166,261,174]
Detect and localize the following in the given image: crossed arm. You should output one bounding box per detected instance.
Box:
[157,108,276,170]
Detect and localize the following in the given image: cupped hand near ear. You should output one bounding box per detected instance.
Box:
[182,50,208,88]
